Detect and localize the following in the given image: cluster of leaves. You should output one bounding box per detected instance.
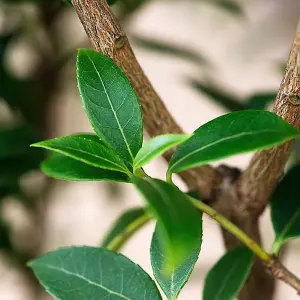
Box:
[27,49,300,300]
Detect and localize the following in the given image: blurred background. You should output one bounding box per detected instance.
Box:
[0,0,299,299]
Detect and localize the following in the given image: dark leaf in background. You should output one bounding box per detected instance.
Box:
[101,207,149,250]
[245,93,277,110]
[189,79,244,111]
[133,134,190,172]
[0,218,12,252]
[0,149,44,188]
[0,31,15,63]
[132,36,209,66]
[0,126,39,159]
[29,246,162,300]
[212,0,244,16]
[203,247,254,300]
[271,164,300,254]
[151,220,202,299]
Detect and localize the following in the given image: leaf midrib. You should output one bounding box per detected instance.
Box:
[85,52,134,161]
[33,263,132,300]
[170,129,297,172]
[38,143,127,173]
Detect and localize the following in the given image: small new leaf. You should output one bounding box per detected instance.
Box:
[102,207,150,251]
[271,164,300,254]
[133,177,202,271]
[28,246,162,300]
[32,134,129,174]
[203,247,254,300]
[133,134,190,172]
[168,110,300,175]
[77,49,143,163]
[151,221,202,299]
[41,153,130,182]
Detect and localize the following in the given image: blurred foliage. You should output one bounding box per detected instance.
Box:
[189,79,244,111]
[132,36,209,66]
[189,79,277,111]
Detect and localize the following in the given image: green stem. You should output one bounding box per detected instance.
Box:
[271,239,283,256]
[166,170,173,184]
[187,195,272,263]
[106,213,151,252]
[133,168,147,178]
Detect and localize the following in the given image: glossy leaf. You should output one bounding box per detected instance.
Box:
[203,247,254,300]
[151,220,202,299]
[168,110,300,174]
[77,49,143,163]
[41,153,130,182]
[245,93,276,110]
[101,207,150,251]
[133,134,190,171]
[29,246,162,300]
[32,134,129,174]
[190,79,244,112]
[133,177,202,270]
[271,164,300,254]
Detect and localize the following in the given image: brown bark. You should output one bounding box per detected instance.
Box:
[71,1,300,299]
[238,22,300,217]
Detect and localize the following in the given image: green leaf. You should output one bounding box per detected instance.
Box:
[151,220,202,299]
[28,246,162,300]
[168,110,300,175]
[203,247,254,300]
[190,79,244,112]
[245,93,276,110]
[271,164,300,254]
[133,177,202,271]
[101,207,150,251]
[133,134,190,172]
[77,49,143,163]
[41,153,130,182]
[32,134,129,174]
